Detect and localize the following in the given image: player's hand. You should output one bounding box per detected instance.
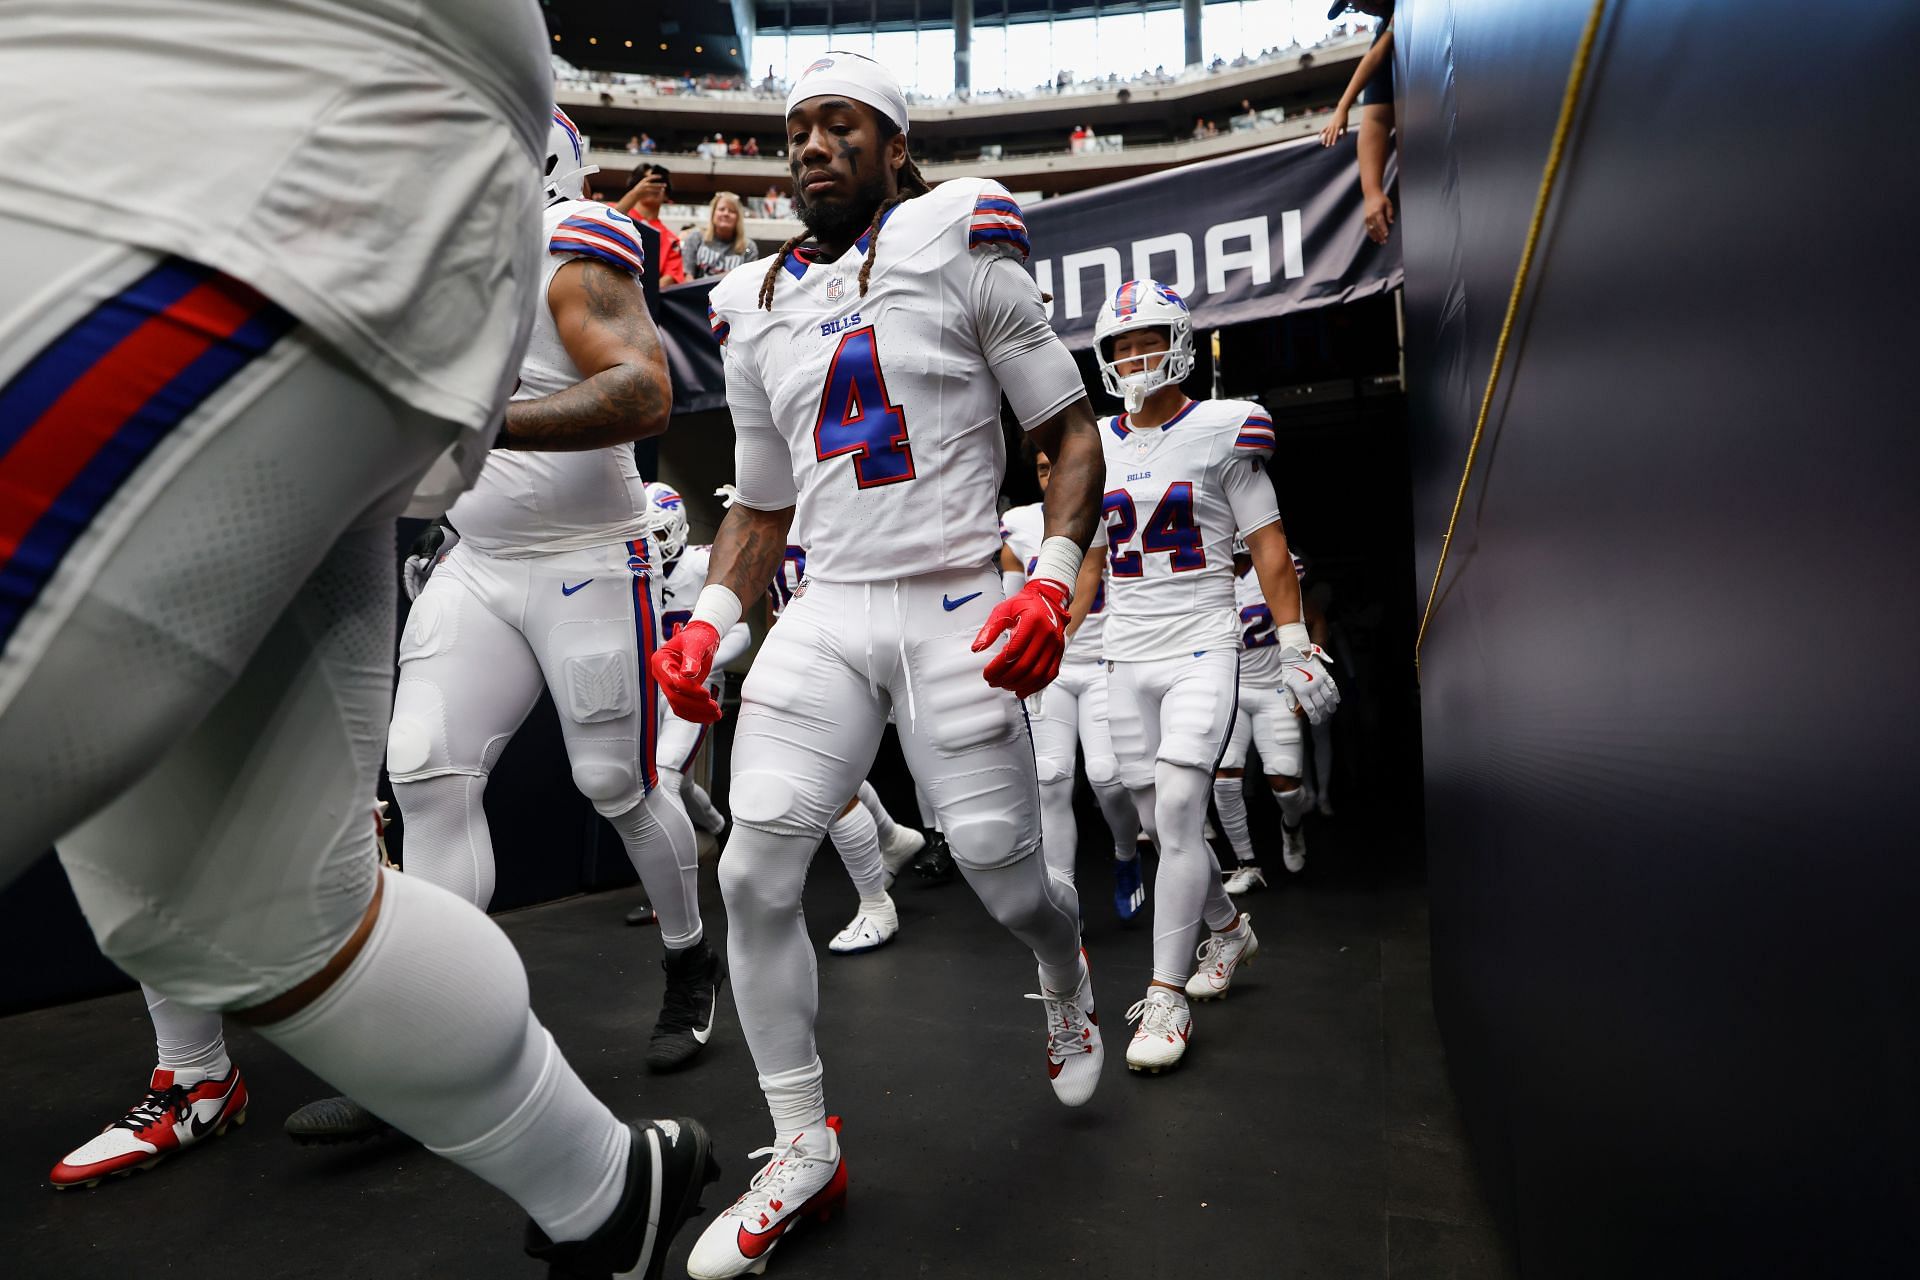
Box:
[1280,643,1340,725]
[402,524,458,601]
[651,621,723,723]
[972,579,1070,700]
[1319,107,1349,147]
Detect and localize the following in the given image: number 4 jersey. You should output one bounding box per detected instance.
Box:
[707,177,1085,583]
[1097,398,1281,662]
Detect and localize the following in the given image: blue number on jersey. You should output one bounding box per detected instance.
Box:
[1102,490,1142,577]
[812,327,913,488]
[1240,603,1277,650]
[662,609,692,637]
[1105,483,1205,576]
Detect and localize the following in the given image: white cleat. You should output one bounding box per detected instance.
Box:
[1025,949,1104,1106]
[878,823,927,876]
[827,896,899,955]
[687,1118,847,1279]
[1222,864,1267,895]
[1282,822,1307,873]
[1124,988,1193,1074]
[1185,914,1260,1001]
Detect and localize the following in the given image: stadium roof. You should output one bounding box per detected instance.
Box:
[759,1,1223,37]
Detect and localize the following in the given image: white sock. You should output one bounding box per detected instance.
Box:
[829,802,888,899]
[857,780,898,844]
[143,983,229,1082]
[1212,774,1255,865]
[607,787,703,948]
[1089,776,1140,859]
[258,869,630,1244]
[1276,783,1311,829]
[760,1057,828,1150]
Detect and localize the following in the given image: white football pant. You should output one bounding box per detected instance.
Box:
[1027,658,1139,885]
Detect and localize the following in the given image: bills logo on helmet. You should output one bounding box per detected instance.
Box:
[654,490,683,510]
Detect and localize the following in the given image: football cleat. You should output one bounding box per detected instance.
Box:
[284,1095,391,1146]
[907,831,957,886]
[51,1067,249,1188]
[1185,914,1260,1001]
[827,897,899,955]
[686,1117,847,1279]
[878,822,927,876]
[1222,864,1267,895]
[1124,988,1193,1074]
[1025,950,1104,1106]
[649,940,723,1073]
[1282,822,1307,874]
[625,901,658,927]
[526,1117,719,1280]
[1113,853,1146,921]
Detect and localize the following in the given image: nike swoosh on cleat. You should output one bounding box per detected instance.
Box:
[1048,1059,1065,1079]
[561,579,595,596]
[941,591,983,611]
[691,991,717,1046]
[736,1221,791,1260]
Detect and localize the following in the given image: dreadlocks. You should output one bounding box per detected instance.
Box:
[758,120,931,311]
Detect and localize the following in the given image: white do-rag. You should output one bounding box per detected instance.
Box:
[786,50,910,136]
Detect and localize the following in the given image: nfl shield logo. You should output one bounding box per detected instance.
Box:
[826,275,845,303]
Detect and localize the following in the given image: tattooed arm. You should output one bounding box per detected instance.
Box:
[496,258,672,450]
[707,502,795,605]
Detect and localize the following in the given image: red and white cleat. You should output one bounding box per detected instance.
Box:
[686,1115,847,1278]
[50,1067,249,1189]
[1027,949,1104,1106]
[1124,988,1194,1074]
[1185,914,1260,1001]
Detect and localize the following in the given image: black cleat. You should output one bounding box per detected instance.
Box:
[647,941,722,1073]
[284,1095,392,1146]
[625,902,657,927]
[525,1117,720,1279]
[908,831,957,886]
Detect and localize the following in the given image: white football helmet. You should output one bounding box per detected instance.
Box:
[1093,279,1195,412]
[543,107,597,206]
[645,481,689,561]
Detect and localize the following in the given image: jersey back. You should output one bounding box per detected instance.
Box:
[1098,398,1277,662]
[446,201,652,557]
[1002,502,1106,659]
[708,178,1032,583]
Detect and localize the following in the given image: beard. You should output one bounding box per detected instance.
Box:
[794,166,891,245]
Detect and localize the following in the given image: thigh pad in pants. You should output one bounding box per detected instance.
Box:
[1154,651,1239,773]
[1244,682,1304,777]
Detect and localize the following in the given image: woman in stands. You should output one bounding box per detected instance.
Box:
[681,191,761,279]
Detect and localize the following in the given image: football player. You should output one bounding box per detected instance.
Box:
[1000,454,1147,920]
[656,53,1108,1277]
[1088,280,1338,1074]
[0,8,714,1274]
[1214,545,1315,891]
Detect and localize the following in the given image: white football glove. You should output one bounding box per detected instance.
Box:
[1277,622,1339,725]
[403,524,458,601]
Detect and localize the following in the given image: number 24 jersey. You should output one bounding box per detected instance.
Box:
[1097,398,1281,662]
[707,177,1048,583]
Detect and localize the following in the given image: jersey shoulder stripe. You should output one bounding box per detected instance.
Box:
[1232,403,1276,458]
[551,211,645,275]
[968,181,1030,260]
[707,302,729,345]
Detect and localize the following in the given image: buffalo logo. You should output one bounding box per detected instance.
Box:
[626,553,650,578]
[804,57,835,76]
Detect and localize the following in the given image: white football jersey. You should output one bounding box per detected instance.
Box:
[1002,502,1106,660]
[766,545,809,619]
[1233,567,1290,685]
[659,544,713,634]
[0,0,551,432]
[1098,398,1280,662]
[708,178,1045,583]
[446,201,652,557]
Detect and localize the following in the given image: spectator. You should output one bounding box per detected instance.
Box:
[743,136,759,157]
[613,164,687,285]
[727,136,742,156]
[638,132,657,154]
[1320,0,1397,244]
[680,191,761,280]
[624,135,641,155]
[1193,116,1208,140]
[1069,124,1089,153]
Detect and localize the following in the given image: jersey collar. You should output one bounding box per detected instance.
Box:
[1113,397,1198,437]
[782,203,903,280]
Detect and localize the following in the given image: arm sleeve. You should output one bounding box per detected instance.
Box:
[1222,453,1282,539]
[968,255,1088,431]
[714,621,753,668]
[725,347,799,510]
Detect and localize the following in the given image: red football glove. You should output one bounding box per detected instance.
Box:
[972,578,1071,699]
[650,620,723,723]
